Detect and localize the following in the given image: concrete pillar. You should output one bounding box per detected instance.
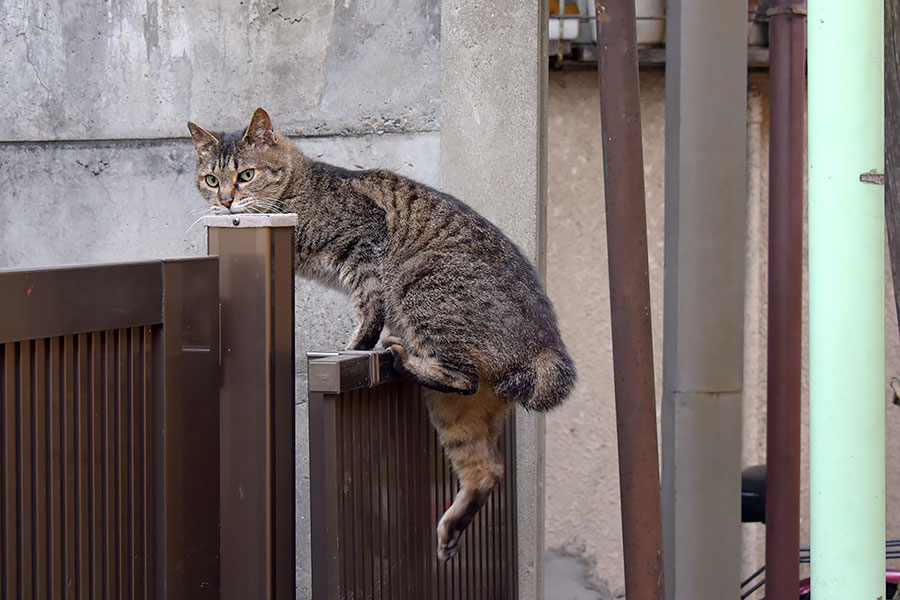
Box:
[440,2,548,598]
[661,1,748,598]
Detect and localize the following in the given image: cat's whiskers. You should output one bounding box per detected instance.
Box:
[185,213,211,235]
[243,196,286,215]
[190,205,217,216]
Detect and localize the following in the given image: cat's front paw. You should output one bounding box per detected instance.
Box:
[382,336,409,372]
[381,336,406,354]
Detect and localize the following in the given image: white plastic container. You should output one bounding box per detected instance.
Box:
[549,16,579,41]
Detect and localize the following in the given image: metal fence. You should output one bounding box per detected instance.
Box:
[308,351,519,600]
[0,258,221,600]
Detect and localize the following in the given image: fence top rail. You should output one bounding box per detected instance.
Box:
[0,257,216,344]
[203,213,298,229]
[307,350,402,394]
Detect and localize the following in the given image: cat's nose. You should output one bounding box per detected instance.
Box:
[219,195,233,208]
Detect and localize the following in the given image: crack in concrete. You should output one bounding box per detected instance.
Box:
[271,6,307,24]
[20,33,51,97]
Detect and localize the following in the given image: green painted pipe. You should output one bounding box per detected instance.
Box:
[808,1,885,598]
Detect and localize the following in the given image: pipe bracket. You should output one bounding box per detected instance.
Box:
[860,171,885,185]
[766,3,808,18]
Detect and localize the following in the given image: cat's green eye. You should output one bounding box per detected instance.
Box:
[205,175,219,187]
[238,168,255,183]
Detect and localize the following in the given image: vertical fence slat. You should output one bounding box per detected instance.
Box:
[102,329,116,597]
[143,326,154,600]
[130,326,145,599]
[63,334,77,598]
[2,344,17,600]
[48,337,63,599]
[19,341,35,600]
[117,328,130,598]
[88,331,103,599]
[77,333,92,599]
[34,339,49,599]
[339,395,352,598]
[376,387,387,600]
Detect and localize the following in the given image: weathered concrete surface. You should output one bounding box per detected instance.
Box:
[0,0,440,140]
[441,2,548,599]
[0,133,439,269]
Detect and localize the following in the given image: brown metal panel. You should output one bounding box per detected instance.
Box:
[270,227,296,600]
[308,353,517,599]
[0,261,164,344]
[308,391,342,600]
[156,258,221,600]
[34,338,49,599]
[209,225,295,600]
[210,227,273,600]
[1,343,18,600]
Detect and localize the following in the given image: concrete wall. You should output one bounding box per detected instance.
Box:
[0,2,440,597]
[545,67,900,598]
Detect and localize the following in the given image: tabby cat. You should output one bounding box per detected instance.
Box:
[188,108,576,560]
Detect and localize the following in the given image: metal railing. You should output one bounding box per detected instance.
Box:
[0,258,221,599]
[308,351,519,600]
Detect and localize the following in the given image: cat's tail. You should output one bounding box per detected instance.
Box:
[492,346,577,412]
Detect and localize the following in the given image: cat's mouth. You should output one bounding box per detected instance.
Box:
[212,199,252,214]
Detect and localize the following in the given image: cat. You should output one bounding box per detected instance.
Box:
[188,108,576,560]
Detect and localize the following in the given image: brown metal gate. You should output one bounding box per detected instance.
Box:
[0,258,220,599]
[308,351,519,600]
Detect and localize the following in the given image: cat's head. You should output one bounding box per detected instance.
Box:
[187,108,295,214]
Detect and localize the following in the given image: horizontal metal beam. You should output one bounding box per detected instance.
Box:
[307,351,401,393]
[0,258,216,344]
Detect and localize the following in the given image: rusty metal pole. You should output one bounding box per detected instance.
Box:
[594,2,665,599]
[765,2,806,599]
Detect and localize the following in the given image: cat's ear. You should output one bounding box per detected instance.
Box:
[187,122,219,160]
[243,108,275,148]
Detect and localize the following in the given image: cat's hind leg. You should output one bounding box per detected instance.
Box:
[383,336,479,394]
[425,387,511,560]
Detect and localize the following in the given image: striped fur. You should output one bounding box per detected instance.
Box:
[188,108,577,559]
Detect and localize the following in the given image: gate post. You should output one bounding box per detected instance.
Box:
[205,214,298,600]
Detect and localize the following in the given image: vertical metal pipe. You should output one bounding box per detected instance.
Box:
[765,3,805,599]
[808,1,885,597]
[594,2,665,599]
[885,0,900,328]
